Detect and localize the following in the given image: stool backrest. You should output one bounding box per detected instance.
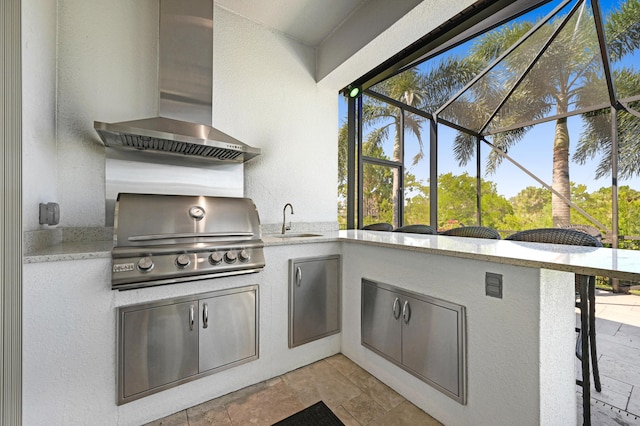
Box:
[361,222,393,231]
[440,226,501,239]
[505,228,602,247]
[392,224,436,234]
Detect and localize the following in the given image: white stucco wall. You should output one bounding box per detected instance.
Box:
[213,6,338,226]
[22,0,58,231]
[55,0,158,228]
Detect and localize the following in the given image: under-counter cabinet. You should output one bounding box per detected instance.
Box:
[118,285,258,404]
[361,279,466,404]
[289,255,341,348]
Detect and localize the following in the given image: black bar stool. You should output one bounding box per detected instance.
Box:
[440,225,501,239]
[361,222,393,231]
[392,224,436,234]
[506,228,602,426]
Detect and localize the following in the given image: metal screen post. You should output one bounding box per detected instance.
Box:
[357,97,364,229]
[429,117,438,228]
[476,135,482,226]
[347,96,356,229]
[611,106,620,292]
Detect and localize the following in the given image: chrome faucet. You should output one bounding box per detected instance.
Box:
[282,203,294,234]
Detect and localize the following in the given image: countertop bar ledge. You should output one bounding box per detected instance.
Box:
[24,230,640,283]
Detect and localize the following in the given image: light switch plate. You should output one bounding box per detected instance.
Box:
[485,272,503,298]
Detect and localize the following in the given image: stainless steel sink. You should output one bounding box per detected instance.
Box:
[267,233,322,239]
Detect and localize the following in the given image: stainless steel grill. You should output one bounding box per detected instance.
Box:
[111,193,265,290]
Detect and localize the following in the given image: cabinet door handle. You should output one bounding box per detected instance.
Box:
[202,303,209,329]
[296,266,302,287]
[392,297,401,320]
[189,304,195,331]
[402,300,411,324]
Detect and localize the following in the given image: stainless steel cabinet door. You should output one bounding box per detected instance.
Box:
[289,255,340,348]
[199,289,257,372]
[361,280,402,363]
[401,295,461,397]
[121,301,198,399]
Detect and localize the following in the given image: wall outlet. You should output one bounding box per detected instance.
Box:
[485,272,503,298]
[39,202,60,226]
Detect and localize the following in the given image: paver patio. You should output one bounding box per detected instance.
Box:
[579,290,640,424]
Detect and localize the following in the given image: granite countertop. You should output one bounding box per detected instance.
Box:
[23,232,337,263]
[23,229,640,281]
[338,230,640,282]
[261,231,340,245]
[23,240,113,263]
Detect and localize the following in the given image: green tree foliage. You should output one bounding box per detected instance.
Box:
[437,172,513,230]
[501,183,640,249]
[507,186,553,231]
[403,172,430,225]
[338,119,348,198]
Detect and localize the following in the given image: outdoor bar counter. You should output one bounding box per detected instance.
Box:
[333,229,640,282]
[329,229,640,426]
[24,229,640,425]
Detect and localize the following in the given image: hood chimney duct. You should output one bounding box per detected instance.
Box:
[159,0,213,125]
[94,0,260,163]
[99,0,257,226]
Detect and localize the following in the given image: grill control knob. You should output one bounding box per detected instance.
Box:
[176,254,191,268]
[224,251,237,264]
[209,252,223,265]
[238,249,250,263]
[137,256,154,272]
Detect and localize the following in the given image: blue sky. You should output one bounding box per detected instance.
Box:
[338,0,640,199]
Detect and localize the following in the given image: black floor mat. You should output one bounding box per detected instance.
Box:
[272,401,345,426]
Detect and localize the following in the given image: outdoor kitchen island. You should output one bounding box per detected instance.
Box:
[22,229,640,425]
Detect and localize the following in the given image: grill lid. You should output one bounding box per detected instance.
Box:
[113,193,262,248]
[95,117,261,163]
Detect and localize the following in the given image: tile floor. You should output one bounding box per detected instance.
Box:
[149,290,640,426]
[146,354,441,426]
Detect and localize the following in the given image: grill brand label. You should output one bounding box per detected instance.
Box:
[113,263,135,273]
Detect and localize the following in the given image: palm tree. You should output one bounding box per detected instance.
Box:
[362,70,427,227]
[448,0,640,227]
[355,59,480,227]
[576,0,640,179]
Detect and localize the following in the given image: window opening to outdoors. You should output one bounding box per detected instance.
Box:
[339,0,640,292]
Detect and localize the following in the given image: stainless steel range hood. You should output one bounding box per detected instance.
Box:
[94,117,260,162]
[94,0,260,163]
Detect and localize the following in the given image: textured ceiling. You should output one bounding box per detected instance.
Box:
[216,0,370,47]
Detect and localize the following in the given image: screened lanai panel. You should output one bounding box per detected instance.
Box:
[362,162,396,226]
[438,0,614,136]
[436,1,574,133]
[484,0,610,135]
[604,0,640,102]
[362,94,402,162]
